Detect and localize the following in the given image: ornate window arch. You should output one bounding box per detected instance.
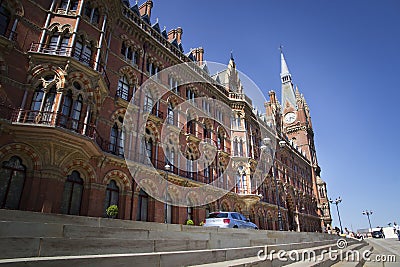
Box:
[56,76,91,133]
[73,34,95,66]
[46,24,71,55]
[109,115,124,157]
[121,40,139,66]
[146,57,160,78]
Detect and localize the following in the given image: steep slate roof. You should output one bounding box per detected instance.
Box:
[130,4,140,16]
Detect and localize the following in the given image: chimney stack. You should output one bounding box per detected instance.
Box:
[269,90,276,104]
[139,0,153,18]
[176,27,183,43]
[193,47,204,62]
[167,29,176,42]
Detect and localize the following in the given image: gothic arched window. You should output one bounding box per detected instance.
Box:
[144,91,153,113]
[233,139,238,156]
[30,87,44,111]
[239,139,244,157]
[217,132,224,150]
[103,180,119,216]
[165,147,174,171]
[59,90,73,127]
[167,102,174,125]
[145,138,153,159]
[117,75,129,100]
[109,118,124,157]
[42,86,57,123]
[60,171,83,215]
[0,156,26,209]
[73,37,93,66]
[137,189,148,221]
[70,94,83,130]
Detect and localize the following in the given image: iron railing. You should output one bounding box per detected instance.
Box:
[29,42,110,89]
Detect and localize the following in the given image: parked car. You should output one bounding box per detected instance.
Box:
[371,231,384,238]
[203,212,258,229]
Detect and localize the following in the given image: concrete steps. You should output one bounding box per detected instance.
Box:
[281,241,371,267]
[0,209,342,266]
[0,242,343,267]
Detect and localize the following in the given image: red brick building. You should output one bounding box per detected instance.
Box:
[0,0,331,231]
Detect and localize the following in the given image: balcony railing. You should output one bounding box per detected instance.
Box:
[29,43,110,90]
[12,109,97,138]
[116,87,130,101]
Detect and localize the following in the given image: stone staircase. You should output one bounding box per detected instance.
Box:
[0,209,369,266]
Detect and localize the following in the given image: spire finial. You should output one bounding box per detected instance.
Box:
[156,17,158,23]
[135,0,138,4]
[230,50,234,60]
[280,46,290,76]
[279,44,284,54]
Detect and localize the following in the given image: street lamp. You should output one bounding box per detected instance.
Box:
[329,197,343,234]
[362,210,373,231]
[164,164,171,224]
[261,138,283,231]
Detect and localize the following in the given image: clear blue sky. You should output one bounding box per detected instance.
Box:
[132,0,400,231]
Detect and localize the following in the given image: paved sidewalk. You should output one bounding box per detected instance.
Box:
[364,238,400,267]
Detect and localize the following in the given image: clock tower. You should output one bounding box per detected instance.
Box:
[280,50,314,163]
[280,50,332,229]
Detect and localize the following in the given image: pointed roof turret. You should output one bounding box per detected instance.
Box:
[161,26,168,39]
[228,50,236,69]
[152,18,161,33]
[130,2,140,16]
[280,48,297,110]
[280,49,292,83]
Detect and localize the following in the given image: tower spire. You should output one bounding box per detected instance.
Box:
[280,48,291,82]
[280,48,297,110]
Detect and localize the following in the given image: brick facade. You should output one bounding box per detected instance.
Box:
[0,0,331,231]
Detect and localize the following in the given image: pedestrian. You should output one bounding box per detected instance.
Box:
[345,227,350,235]
[327,224,332,234]
[335,226,340,236]
[394,222,400,241]
[380,227,385,238]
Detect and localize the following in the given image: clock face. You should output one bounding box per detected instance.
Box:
[284,112,296,123]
